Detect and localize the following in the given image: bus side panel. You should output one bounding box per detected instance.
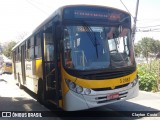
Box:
[25,60,36,92]
[33,58,43,94]
[24,59,42,94]
[35,59,43,78]
[61,65,77,110]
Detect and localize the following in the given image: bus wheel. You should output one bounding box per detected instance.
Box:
[37,79,45,104]
[18,73,23,89]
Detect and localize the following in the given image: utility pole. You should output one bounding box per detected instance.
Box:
[132,0,139,42]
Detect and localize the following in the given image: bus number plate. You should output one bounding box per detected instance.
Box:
[120,77,130,84]
[107,93,119,100]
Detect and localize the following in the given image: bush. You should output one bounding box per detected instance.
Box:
[137,63,158,92]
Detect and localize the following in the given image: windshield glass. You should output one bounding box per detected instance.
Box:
[6,62,12,67]
[63,25,134,70]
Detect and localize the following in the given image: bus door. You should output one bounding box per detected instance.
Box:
[13,51,17,79]
[43,28,58,103]
[21,45,26,84]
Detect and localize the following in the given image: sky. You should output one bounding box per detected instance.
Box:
[0,0,160,44]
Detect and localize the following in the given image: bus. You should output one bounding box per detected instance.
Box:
[1,61,12,74]
[12,5,139,111]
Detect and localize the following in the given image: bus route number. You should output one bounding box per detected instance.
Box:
[120,77,130,84]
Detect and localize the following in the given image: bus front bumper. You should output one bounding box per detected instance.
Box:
[63,82,139,111]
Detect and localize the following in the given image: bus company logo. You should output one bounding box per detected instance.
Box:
[2,112,11,117]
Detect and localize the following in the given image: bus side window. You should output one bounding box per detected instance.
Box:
[45,33,54,61]
[30,37,34,59]
[25,41,27,60]
[26,39,31,61]
[18,46,21,61]
[35,33,42,58]
[16,48,19,62]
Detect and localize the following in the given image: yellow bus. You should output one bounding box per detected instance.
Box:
[12,5,139,111]
[1,62,12,74]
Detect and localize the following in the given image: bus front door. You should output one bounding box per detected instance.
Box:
[43,32,59,105]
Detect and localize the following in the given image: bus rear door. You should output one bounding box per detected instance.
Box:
[21,45,26,85]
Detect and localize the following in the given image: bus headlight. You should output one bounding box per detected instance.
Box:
[69,81,76,89]
[84,88,91,95]
[76,86,83,94]
[65,79,91,95]
[131,77,138,87]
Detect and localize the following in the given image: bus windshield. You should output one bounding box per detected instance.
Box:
[63,25,134,70]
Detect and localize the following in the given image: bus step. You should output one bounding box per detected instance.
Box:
[47,100,57,105]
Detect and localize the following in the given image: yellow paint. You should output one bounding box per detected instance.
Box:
[61,66,137,90]
[61,64,76,98]
[35,59,43,78]
[75,70,137,88]
[59,100,63,108]
[5,66,12,73]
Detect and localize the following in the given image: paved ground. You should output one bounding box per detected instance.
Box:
[0,74,160,120]
[0,74,49,111]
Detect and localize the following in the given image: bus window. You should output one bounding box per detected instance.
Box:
[15,48,19,62]
[45,33,54,61]
[25,41,27,59]
[63,26,110,70]
[26,39,31,60]
[30,37,34,59]
[6,62,12,67]
[63,29,73,68]
[43,27,55,87]
[19,46,21,61]
[107,27,133,67]
[35,33,42,58]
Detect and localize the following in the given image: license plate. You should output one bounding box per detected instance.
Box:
[107,93,119,100]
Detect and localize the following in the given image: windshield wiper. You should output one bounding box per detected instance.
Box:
[82,22,100,58]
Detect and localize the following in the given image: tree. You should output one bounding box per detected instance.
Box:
[2,41,17,58]
[134,42,141,57]
[134,37,160,62]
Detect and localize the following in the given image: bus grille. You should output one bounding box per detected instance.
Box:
[81,69,134,80]
[92,83,129,91]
